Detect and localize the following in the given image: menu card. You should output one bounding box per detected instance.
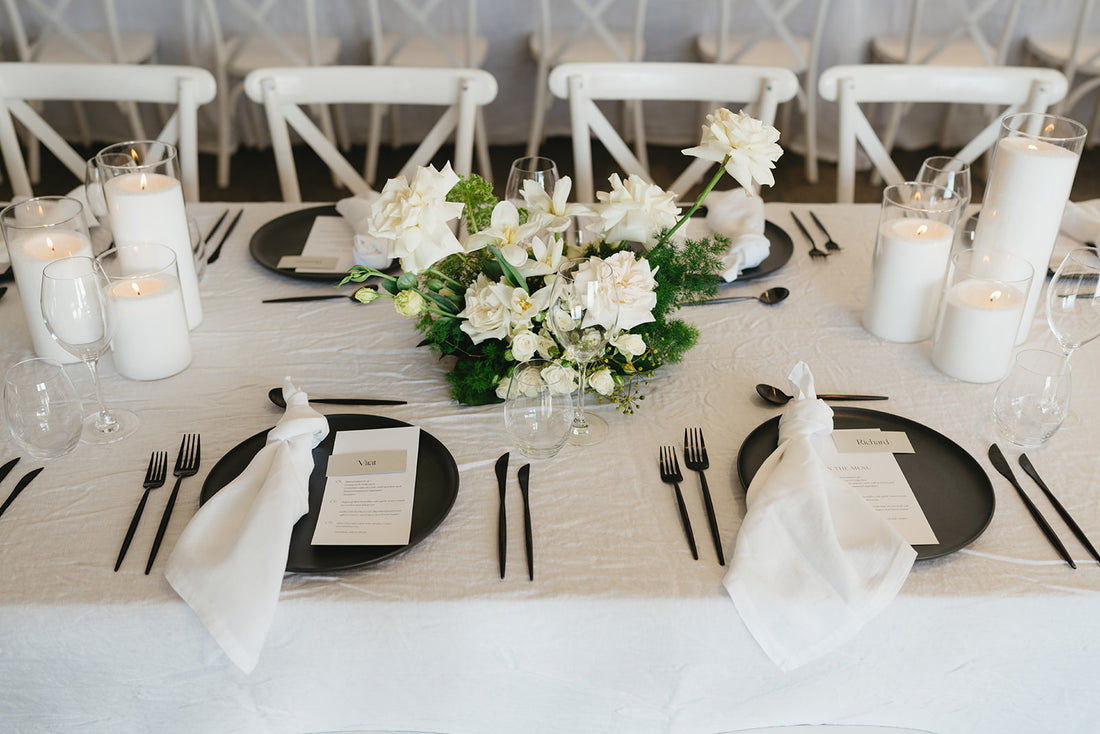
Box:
[311,426,420,546]
[819,429,939,545]
[277,216,354,273]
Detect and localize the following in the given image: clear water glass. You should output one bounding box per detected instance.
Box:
[993,349,1071,448]
[4,358,83,459]
[504,360,574,459]
[505,156,559,208]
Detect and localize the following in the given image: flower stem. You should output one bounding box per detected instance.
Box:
[653,155,730,250]
[425,268,466,291]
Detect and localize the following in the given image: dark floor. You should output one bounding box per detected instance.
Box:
[6,136,1100,206]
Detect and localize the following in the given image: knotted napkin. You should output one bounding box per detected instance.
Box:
[165,378,329,673]
[724,362,916,671]
[704,188,770,282]
[335,190,393,269]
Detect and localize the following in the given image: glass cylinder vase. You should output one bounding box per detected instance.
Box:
[971,113,1086,343]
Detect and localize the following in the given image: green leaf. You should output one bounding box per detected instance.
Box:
[491,245,528,292]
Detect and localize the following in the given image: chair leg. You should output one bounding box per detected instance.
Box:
[312,103,343,189]
[874,101,908,186]
[630,99,648,173]
[216,91,233,188]
[475,108,493,185]
[804,85,818,184]
[122,100,148,141]
[389,105,402,150]
[364,103,384,186]
[247,100,267,150]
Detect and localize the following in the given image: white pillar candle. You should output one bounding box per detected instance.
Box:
[862,217,954,342]
[9,231,93,363]
[104,172,203,329]
[932,279,1027,383]
[107,274,192,381]
[973,136,1080,342]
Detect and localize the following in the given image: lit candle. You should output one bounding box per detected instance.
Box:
[973,135,1080,342]
[107,273,192,381]
[9,231,93,363]
[862,217,954,342]
[105,171,203,329]
[932,279,1027,383]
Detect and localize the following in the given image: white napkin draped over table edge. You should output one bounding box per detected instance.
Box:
[723,362,916,672]
[165,378,329,673]
[703,188,770,282]
[335,190,393,270]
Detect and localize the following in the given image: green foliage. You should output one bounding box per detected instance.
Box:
[446,174,496,234]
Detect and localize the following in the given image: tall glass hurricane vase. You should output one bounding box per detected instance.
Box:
[40,256,138,444]
[547,258,619,446]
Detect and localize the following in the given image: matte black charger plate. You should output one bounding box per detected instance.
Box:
[736,407,995,561]
[200,414,459,572]
[716,221,794,285]
[249,205,398,283]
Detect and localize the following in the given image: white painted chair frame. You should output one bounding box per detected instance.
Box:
[363,0,491,186]
[1025,0,1100,141]
[243,66,498,203]
[819,64,1068,203]
[527,0,648,166]
[0,62,217,202]
[547,62,799,203]
[696,0,830,184]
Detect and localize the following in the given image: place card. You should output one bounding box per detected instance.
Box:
[832,428,914,454]
[291,215,355,273]
[818,435,939,545]
[277,254,340,270]
[311,426,420,546]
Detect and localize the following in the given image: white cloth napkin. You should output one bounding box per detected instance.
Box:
[723,362,916,671]
[165,379,329,673]
[704,188,770,282]
[335,191,393,269]
[1060,200,1100,245]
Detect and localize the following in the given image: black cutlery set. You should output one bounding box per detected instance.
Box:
[659,428,725,564]
[494,452,534,580]
[0,457,44,522]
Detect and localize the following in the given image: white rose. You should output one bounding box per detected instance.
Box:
[682,108,783,192]
[588,368,616,396]
[602,250,658,331]
[458,274,511,344]
[611,332,645,357]
[541,362,577,395]
[587,173,680,247]
[495,375,512,400]
[510,330,540,362]
[368,163,465,272]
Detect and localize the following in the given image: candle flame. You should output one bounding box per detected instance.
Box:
[129,147,140,164]
[45,236,55,253]
[139,173,148,190]
[989,290,1002,303]
[916,224,928,236]
[1044,123,1056,134]
[129,281,142,297]
[1027,143,1039,150]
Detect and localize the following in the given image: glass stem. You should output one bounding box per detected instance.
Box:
[574,360,590,430]
[84,358,118,434]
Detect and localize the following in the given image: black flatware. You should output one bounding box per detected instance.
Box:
[808,211,842,251]
[206,209,242,265]
[755,383,888,406]
[684,428,723,565]
[204,209,229,244]
[0,457,19,485]
[495,452,509,579]
[146,434,201,574]
[115,451,168,572]
[0,467,44,520]
[681,287,789,307]
[262,285,377,304]
[0,285,7,301]
[518,463,533,581]
[988,444,1075,569]
[1018,453,1100,565]
[267,387,406,408]
[791,212,828,258]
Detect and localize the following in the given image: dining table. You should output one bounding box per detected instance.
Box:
[1,199,1099,734]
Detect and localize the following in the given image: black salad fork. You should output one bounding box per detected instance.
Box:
[683,428,724,565]
[115,451,168,571]
[146,434,201,574]
[659,446,697,560]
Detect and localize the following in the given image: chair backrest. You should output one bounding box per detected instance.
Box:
[2,0,130,63]
[535,0,647,66]
[198,0,330,70]
[243,65,498,202]
[547,62,799,202]
[819,64,1068,203]
[0,62,217,202]
[894,0,1024,66]
[365,0,480,67]
[705,0,830,72]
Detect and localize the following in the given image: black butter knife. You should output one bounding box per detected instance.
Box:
[988,444,1075,569]
[0,457,20,485]
[518,464,533,581]
[495,452,509,579]
[267,387,406,408]
[1018,453,1100,565]
[0,467,44,520]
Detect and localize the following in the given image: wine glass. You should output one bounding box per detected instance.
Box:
[83,158,113,254]
[505,156,559,209]
[1047,247,1100,360]
[40,256,138,444]
[547,258,619,446]
[916,156,972,247]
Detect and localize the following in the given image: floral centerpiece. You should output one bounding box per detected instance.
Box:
[340,108,783,412]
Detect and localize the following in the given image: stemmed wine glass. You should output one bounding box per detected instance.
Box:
[83,158,113,254]
[1047,247,1100,360]
[40,256,138,444]
[916,156,972,246]
[505,156,559,208]
[547,258,619,446]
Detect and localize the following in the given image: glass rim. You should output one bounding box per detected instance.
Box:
[95,139,178,172]
[882,181,965,215]
[1012,348,1071,377]
[919,155,970,174]
[41,254,97,281]
[510,156,558,173]
[0,196,85,232]
[97,243,179,280]
[5,356,66,382]
[1000,112,1088,144]
[952,247,1034,285]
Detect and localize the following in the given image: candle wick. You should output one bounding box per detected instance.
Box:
[130,282,142,297]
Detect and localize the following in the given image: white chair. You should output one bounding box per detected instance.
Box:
[243,65,498,203]
[547,62,799,203]
[362,0,491,186]
[818,64,1068,203]
[526,0,648,165]
[694,0,831,184]
[0,62,217,202]
[193,0,345,189]
[1025,0,1100,142]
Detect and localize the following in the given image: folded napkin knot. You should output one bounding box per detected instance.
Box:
[704,188,770,282]
[335,191,393,270]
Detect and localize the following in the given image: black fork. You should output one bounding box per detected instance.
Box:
[683,428,724,565]
[146,434,201,574]
[115,451,168,571]
[809,211,842,251]
[659,446,697,560]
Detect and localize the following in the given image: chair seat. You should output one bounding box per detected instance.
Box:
[226,34,342,76]
[1027,32,1100,75]
[528,29,642,64]
[376,32,489,68]
[33,30,157,64]
[870,33,1000,67]
[696,34,812,72]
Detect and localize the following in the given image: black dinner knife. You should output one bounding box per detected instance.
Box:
[206,209,242,265]
[518,463,533,581]
[0,467,44,521]
[988,444,1075,569]
[0,457,19,486]
[495,452,509,579]
[1018,453,1100,566]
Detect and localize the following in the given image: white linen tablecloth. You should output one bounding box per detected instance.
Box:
[1,202,1098,734]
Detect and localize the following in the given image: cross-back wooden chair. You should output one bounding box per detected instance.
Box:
[1026,0,1100,143]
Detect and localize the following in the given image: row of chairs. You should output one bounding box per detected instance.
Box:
[0,60,1069,206]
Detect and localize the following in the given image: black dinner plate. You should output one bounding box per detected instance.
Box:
[736,407,995,561]
[200,414,459,572]
[716,220,794,285]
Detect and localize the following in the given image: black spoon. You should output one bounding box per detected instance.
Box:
[755,383,889,406]
[682,287,789,306]
[267,387,406,408]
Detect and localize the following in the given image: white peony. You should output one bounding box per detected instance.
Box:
[465,201,541,265]
[458,274,511,344]
[587,173,680,247]
[682,108,783,193]
[522,176,590,233]
[602,250,658,332]
[367,163,465,272]
[510,330,541,362]
[588,368,616,396]
[611,332,646,357]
